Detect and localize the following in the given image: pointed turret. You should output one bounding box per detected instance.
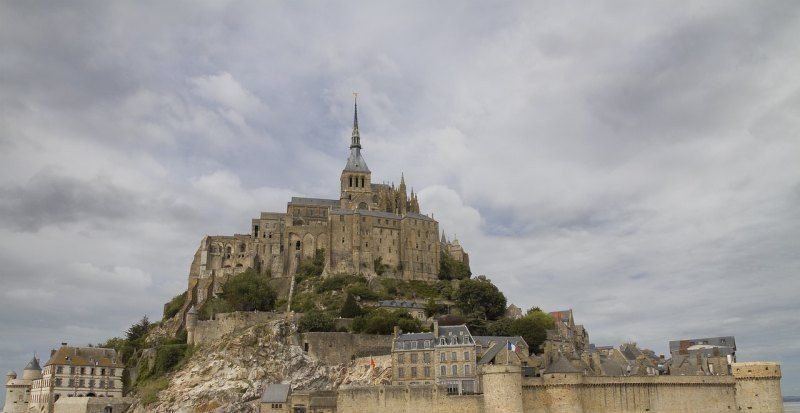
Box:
[441,230,447,244]
[350,95,361,150]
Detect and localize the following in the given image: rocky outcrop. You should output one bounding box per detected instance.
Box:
[128,320,391,413]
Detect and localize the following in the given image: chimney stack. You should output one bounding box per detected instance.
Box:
[433,320,439,338]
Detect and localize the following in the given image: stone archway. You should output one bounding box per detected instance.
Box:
[302,233,316,258]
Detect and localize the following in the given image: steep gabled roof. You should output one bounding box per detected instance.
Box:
[261,383,290,403]
[544,355,581,374]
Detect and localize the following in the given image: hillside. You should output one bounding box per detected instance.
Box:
[128,319,390,413]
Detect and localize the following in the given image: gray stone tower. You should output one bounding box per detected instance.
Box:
[186,306,198,346]
[340,96,373,210]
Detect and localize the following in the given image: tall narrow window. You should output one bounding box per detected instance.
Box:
[349,176,353,187]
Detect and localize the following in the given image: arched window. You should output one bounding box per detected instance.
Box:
[295,241,301,251]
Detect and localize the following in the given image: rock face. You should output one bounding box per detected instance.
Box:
[128,320,391,413]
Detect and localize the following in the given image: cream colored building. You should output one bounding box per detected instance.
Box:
[28,344,124,413]
[3,357,42,413]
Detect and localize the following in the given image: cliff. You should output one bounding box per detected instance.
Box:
[128,319,391,413]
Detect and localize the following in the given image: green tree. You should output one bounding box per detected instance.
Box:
[509,309,554,354]
[221,269,277,312]
[352,309,422,335]
[340,293,363,318]
[438,251,472,280]
[298,310,336,332]
[455,276,507,320]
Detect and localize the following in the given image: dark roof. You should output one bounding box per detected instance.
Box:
[261,384,290,403]
[473,336,527,349]
[45,346,122,368]
[396,333,435,342]
[549,309,572,323]
[329,208,401,220]
[24,357,41,371]
[478,343,506,365]
[289,197,340,207]
[404,212,435,222]
[377,300,425,309]
[344,148,370,172]
[668,336,736,354]
[438,325,472,339]
[544,355,581,374]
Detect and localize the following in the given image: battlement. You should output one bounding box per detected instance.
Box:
[732,362,782,379]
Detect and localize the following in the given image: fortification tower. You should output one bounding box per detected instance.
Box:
[340,96,373,210]
[540,355,584,413]
[186,306,198,346]
[481,364,524,413]
[732,362,784,413]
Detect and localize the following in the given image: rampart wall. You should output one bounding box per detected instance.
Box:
[337,385,484,413]
[522,375,738,413]
[337,363,783,413]
[301,332,393,365]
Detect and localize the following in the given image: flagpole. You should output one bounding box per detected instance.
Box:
[506,340,509,365]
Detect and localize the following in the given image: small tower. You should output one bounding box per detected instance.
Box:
[481,365,524,413]
[21,356,41,381]
[186,306,198,346]
[733,362,784,412]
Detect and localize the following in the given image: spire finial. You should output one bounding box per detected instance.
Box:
[350,93,361,149]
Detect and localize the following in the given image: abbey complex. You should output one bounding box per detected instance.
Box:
[187,100,468,309]
[4,101,785,413]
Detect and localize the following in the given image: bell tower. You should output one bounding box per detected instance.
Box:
[340,94,373,209]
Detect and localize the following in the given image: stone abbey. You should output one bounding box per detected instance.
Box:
[187,100,468,307]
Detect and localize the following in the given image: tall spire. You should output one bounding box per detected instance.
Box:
[351,93,361,149]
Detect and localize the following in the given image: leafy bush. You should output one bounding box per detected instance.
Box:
[296,249,325,282]
[439,251,472,280]
[298,310,336,332]
[316,274,367,294]
[373,257,389,276]
[352,309,422,334]
[162,291,187,320]
[221,269,277,312]
[198,297,233,321]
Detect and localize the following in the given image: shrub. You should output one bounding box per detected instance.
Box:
[221,269,277,312]
[162,292,187,320]
[298,310,336,332]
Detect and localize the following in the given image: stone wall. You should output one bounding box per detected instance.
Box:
[337,362,784,413]
[301,332,393,365]
[193,312,293,346]
[52,396,131,413]
[337,385,484,413]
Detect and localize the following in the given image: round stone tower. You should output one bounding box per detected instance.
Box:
[186,305,198,345]
[481,364,523,413]
[732,362,783,413]
[542,355,584,413]
[21,357,41,381]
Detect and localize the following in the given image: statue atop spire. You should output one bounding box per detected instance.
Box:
[351,93,361,149]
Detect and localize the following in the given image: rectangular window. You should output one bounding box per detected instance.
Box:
[464,364,471,376]
[424,340,430,349]
[424,366,431,377]
[108,380,115,389]
[411,367,417,378]
[423,352,430,363]
[410,353,418,363]
[464,351,470,361]
[398,367,405,378]
[452,365,458,376]
[451,352,457,361]
[440,353,446,362]
[398,354,405,364]
[411,341,417,350]
[440,365,446,377]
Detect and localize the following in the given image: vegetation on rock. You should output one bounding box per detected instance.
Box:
[162,291,187,320]
[438,251,471,280]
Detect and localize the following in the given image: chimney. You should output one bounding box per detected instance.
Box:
[50,349,56,357]
[61,342,67,346]
[433,320,439,338]
[393,326,400,339]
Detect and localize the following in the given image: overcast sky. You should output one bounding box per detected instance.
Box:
[1,0,798,403]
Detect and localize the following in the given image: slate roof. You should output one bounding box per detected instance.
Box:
[24,357,41,371]
[261,383,290,403]
[477,342,519,365]
[473,336,527,349]
[289,197,340,207]
[544,355,582,374]
[377,300,425,309]
[45,346,122,368]
[344,148,370,172]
